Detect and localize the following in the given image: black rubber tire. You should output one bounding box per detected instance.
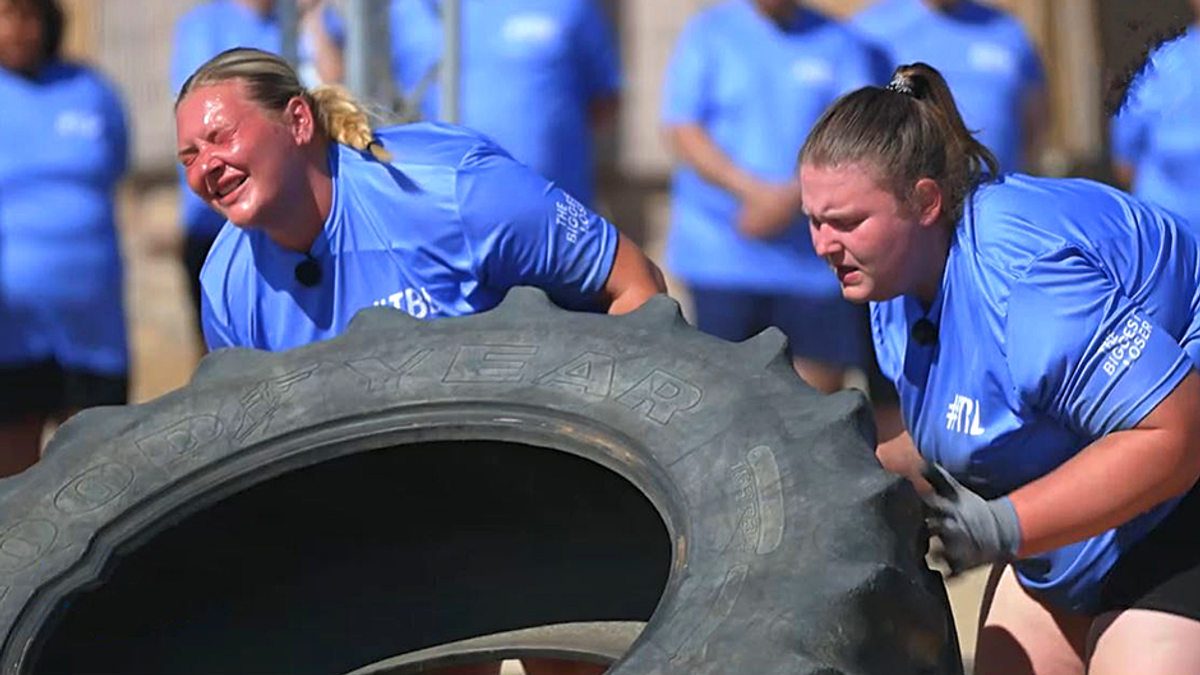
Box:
[0,288,960,675]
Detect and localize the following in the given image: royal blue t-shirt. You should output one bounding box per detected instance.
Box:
[170,0,281,240]
[200,124,619,352]
[1111,28,1200,232]
[0,61,129,374]
[853,0,1044,173]
[379,0,621,207]
[662,1,878,293]
[872,174,1200,611]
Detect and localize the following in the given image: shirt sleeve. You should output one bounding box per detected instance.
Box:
[661,18,710,126]
[1005,250,1193,437]
[200,286,239,352]
[572,0,622,101]
[454,144,619,310]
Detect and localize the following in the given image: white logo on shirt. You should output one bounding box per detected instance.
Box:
[946,395,986,436]
[55,110,103,139]
[555,193,589,244]
[373,287,440,319]
[1100,316,1152,377]
[967,42,1017,76]
[502,14,560,44]
[791,59,833,85]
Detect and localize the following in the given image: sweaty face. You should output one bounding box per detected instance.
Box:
[801,163,921,304]
[0,1,44,74]
[175,81,300,228]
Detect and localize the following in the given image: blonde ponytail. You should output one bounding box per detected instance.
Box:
[177,47,392,163]
[310,84,393,162]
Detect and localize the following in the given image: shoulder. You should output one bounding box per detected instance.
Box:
[373,122,513,171]
[964,1,1035,43]
[38,61,123,101]
[966,175,1133,275]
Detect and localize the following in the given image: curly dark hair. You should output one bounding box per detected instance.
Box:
[1105,18,1190,116]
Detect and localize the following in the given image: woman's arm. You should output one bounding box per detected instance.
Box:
[1010,370,1200,557]
[598,233,667,315]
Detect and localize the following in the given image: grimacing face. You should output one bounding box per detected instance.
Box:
[175,81,306,229]
[800,162,925,304]
[0,0,44,74]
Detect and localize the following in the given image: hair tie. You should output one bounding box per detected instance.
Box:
[886,79,916,97]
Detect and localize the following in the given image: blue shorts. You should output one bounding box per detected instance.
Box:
[688,285,869,367]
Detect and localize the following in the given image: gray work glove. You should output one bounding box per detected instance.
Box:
[921,462,1022,576]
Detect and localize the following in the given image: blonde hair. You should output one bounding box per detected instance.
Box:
[175,47,392,162]
[800,63,998,223]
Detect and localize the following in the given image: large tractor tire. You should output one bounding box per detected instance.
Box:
[0,289,960,674]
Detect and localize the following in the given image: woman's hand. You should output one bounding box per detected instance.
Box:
[922,463,1021,576]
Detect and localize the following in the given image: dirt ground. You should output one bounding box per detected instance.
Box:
[113,179,989,670]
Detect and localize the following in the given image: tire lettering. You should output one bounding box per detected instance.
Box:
[616,370,702,424]
[347,349,433,392]
[231,364,319,442]
[54,463,135,515]
[0,521,57,572]
[444,345,538,383]
[533,351,614,396]
[137,415,223,470]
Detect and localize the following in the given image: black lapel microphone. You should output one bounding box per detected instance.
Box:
[294,254,322,287]
[911,318,938,347]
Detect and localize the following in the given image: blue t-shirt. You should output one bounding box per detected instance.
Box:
[661,1,879,293]
[872,174,1200,612]
[383,0,621,207]
[853,0,1044,173]
[0,61,129,373]
[1111,28,1200,232]
[170,0,281,240]
[200,124,619,352]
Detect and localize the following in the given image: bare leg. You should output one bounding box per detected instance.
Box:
[792,357,845,394]
[1088,609,1200,674]
[974,564,1089,675]
[0,416,45,477]
[521,658,606,675]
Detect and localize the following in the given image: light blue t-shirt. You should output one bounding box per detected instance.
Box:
[377,0,621,207]
[1111,28,1200,232]
[0,61,129,374]
[661,0,879,293]
[170,0,281,240]
[872,174,1200,611]
[853,0,1044,173]
[200,124,618,352]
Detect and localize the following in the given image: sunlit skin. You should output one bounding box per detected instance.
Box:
[752,0,798,24]
[0,0,44,75]
[800,162,950,306]
[175,81,332,251]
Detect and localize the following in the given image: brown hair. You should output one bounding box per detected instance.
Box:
[175,47,392,162]
[800,62,999,223]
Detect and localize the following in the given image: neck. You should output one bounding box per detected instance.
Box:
[752,0,797,26]
[262,138,333,253]
[233,0,274,17]
[912,222,953,309]
[922,0,961,12]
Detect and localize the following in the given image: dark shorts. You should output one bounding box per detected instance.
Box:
[688,285,869,367]
[0,360,128,422]
[1098,479,1200,621]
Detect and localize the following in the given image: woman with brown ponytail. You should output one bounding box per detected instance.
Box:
[799,62,1200,673]
[174,47,665,354]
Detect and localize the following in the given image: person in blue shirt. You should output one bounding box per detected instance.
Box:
[314,0,621,209]
[1110,4,1200,232]
[852,0,1048,174]
[661,0,884,398]
[175,47,662,352]
[799,62,1200,674]
[0,0,129,475]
